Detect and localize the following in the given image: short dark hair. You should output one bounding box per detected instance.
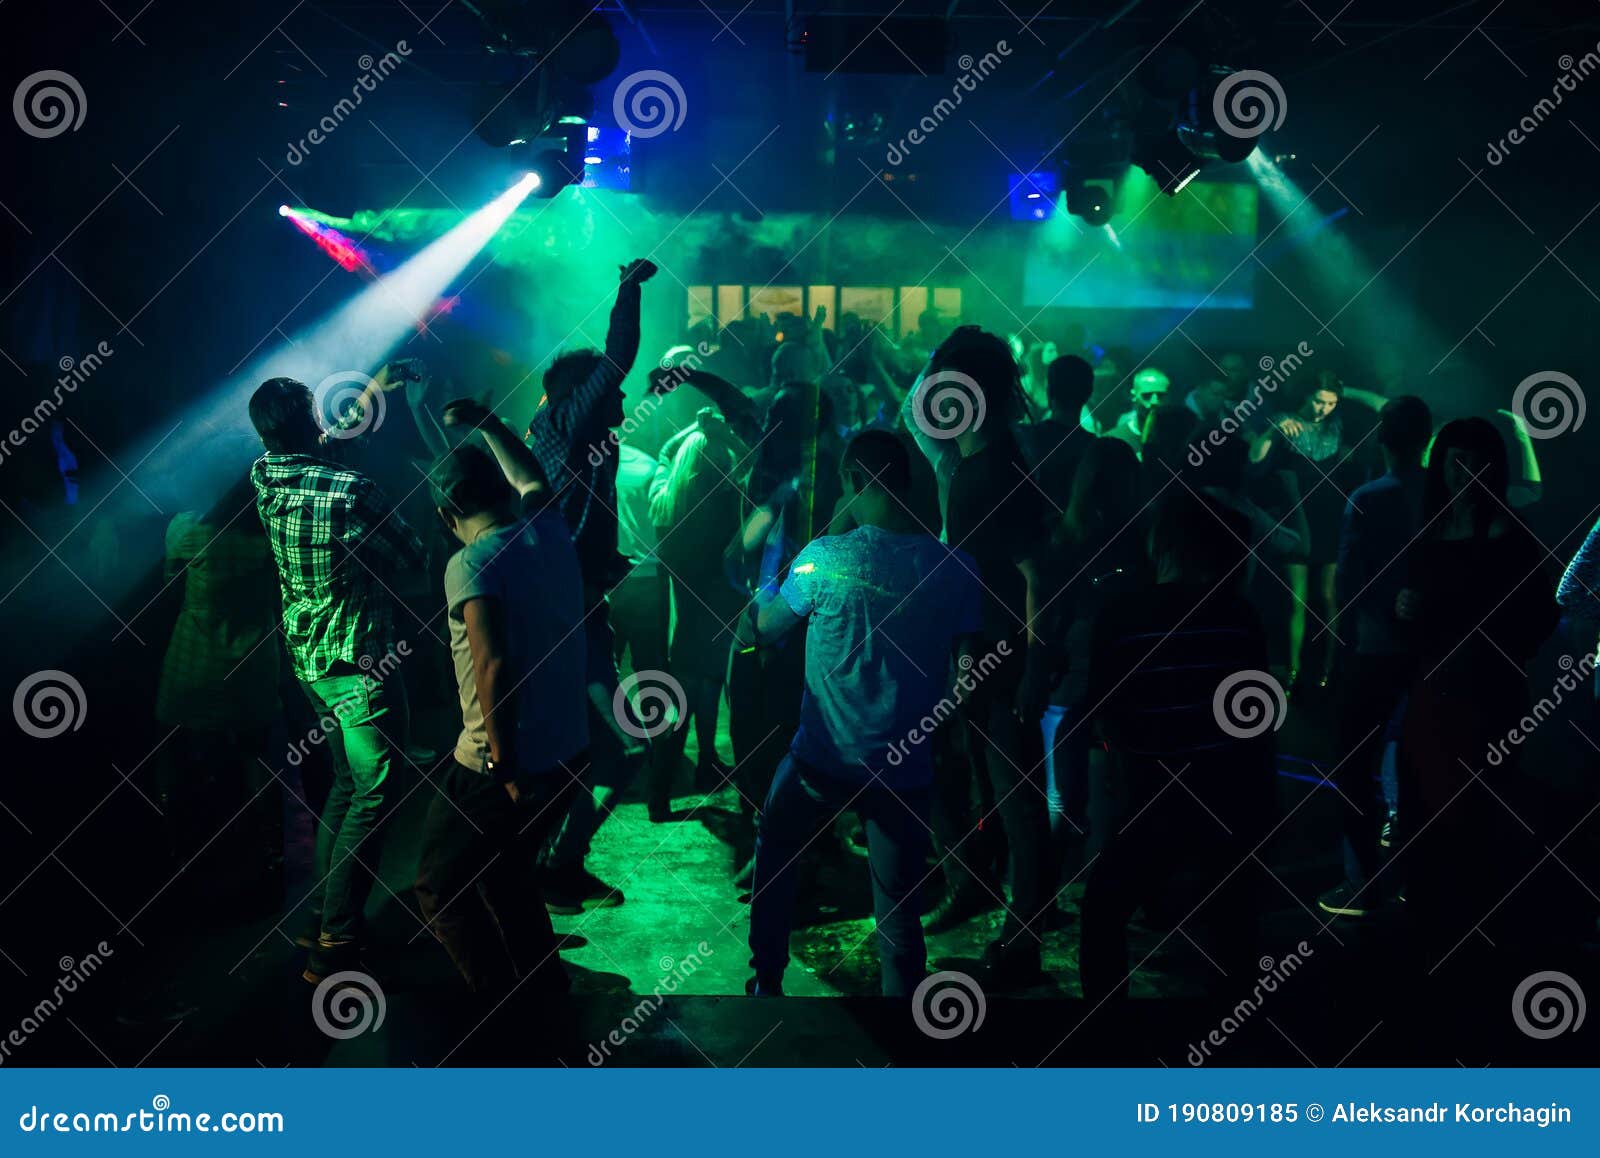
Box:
[842,429,911,496]
[1047,355,1094,417]
[1377,395,1431,458]
[429,444,516,517]
[248,377,319,454]
[544,350,603,403]
[1149,490,1250,586]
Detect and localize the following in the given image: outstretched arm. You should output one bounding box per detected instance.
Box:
[536,260,657,444]
[441,400,550,499]
[651,365,763,447]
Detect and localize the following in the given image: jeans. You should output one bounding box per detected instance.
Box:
[749,754,932,996]
[300,665,409,946]
[1041,702,1090,840]
[1335,653,1412,888]
[415,760,578,994]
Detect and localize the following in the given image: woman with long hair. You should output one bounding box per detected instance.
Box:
[1252,377,1356,690]
[1394,417,1557,976]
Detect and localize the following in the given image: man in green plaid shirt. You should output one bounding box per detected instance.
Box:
[249,370,425,984]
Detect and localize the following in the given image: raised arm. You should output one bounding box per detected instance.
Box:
[440,399,550,500]
[538,259,656,443]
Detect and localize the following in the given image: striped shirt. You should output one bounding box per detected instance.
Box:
[251,453,425,682]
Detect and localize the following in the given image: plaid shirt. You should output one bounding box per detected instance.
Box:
[526,281,640,588]
[251,453,425,682]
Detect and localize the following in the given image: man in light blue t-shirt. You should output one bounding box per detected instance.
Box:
[734,430,982,997]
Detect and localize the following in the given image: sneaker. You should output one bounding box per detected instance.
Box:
[1379,813,1396,849]
[1316,882,1369,918]
[745,975,784,997]
[302,938,365,985]
[543,866,625,915]
[921,886,993,934]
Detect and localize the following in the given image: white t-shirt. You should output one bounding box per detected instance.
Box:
[444,510,588,775]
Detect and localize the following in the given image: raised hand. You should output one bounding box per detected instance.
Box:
[619,259,659,286]
[441,397,493,429]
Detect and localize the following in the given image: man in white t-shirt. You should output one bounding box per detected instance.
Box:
[734,430,983,997]
[413,444,588,996]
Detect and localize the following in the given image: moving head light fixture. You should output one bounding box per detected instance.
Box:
[465,1,621,196]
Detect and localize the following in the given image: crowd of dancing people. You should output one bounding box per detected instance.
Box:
[139,253,1598,1009]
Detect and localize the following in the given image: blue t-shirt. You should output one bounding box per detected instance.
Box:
[444,511,589,775]
[780,525,983,788]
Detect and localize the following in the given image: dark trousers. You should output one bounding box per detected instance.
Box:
[749,754,932,996]
[1080,762,1267,1001]
[728,636,806,816]
[415,760,578,993]
[550,600,639,868]
[300,666,409,946]
[1335,652,1412,890]
[936,657,1049,960]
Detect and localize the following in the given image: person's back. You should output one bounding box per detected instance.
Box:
[444,507,589,774]
[786,524,980,785]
